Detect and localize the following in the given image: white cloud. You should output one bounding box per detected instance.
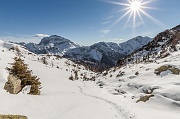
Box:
[4,32,31,38]
[111,38,124,42]
[101,21,111,25]
[0,36,40,43]
[33,34,50,38]
[100,29,111,34]
[0,33,48,43]
[102,38,125,43]
[125,21,144,28]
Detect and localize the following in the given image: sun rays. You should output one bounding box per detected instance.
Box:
[107,0,163,30]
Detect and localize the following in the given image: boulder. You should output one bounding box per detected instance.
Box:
[4,75,22,94]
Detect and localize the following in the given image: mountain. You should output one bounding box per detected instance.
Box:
[117,25,180,65]
[22,35,80,55]
[18,35,152,70]
[64,36,152,67]
[19,35,152,70]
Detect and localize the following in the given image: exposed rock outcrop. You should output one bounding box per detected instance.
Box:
[4,75,22,94]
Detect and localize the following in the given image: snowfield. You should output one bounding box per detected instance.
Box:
[0,39,180,119]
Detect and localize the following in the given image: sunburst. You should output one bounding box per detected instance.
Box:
[107,0,163,28]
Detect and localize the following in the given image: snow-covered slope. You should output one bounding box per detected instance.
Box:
[95,49,180,119]
[23,35,80,55]
[0,38,180,119]
[0,40,120,119]
[65,36,152,67]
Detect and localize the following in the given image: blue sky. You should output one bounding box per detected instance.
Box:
[0,0,179,45]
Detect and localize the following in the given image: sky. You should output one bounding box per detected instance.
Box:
[0,0,179,45]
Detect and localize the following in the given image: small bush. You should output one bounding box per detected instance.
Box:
[0,115,27,119]
[135,71,139,76]
[136,94,154,103]
[155,65,180,75]
[155,65,172,75]
[28,84,40,95]
[69,75,74,81]
[90,76,96,81]
[143,87,158,94]
[41,57,48,65]
[103,71,108,76]
[116,71,125,77]
[15,46,21,56]
[169,67,180,75]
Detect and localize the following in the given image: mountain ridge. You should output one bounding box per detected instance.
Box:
[22,35,80,55]
[117,24,180,66]
[19,35,152,68]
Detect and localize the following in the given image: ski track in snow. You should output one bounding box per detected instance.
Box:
[78,81,136,119]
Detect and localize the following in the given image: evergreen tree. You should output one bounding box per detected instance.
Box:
[6,57,41,95]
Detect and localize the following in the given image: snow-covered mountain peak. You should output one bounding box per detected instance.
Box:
[23,35,80,55]
[39,35,73,46]
[130,36,151,42]
[119,36,152,54]
[90,42,120,52]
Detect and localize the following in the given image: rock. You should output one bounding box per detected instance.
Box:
[4,75,22,94]
[129,76,136,79]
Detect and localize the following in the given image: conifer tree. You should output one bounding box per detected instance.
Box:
[6,57,41,95]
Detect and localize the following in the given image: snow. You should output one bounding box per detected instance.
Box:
[0,40,121,119]
[96,53,180,118]
[89,49,102,61]
[120,36,152,54]
[0,39,180,119]
[159,70,172,76]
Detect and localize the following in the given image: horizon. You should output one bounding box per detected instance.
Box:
[0,0,179,45]
[19,35,154,46]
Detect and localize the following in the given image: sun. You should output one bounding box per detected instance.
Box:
[107,0,163,28]
[130,0,141,11]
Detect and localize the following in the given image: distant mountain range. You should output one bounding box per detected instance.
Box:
[117,24,180,66]
[18,35,152,68]
[64,36,152,67]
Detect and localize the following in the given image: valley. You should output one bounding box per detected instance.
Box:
[0,24,180,119]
